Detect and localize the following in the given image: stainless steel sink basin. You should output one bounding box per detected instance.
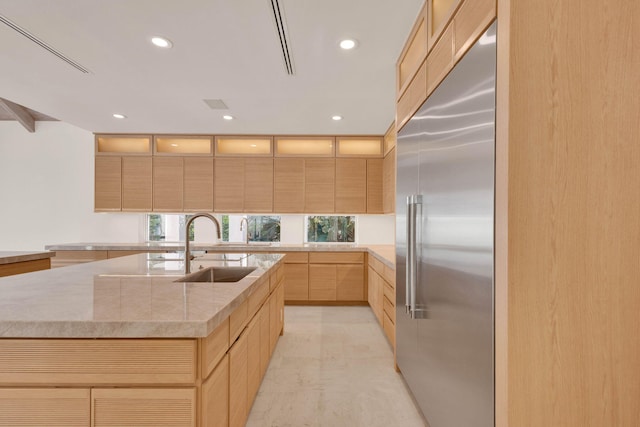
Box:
[174,266,256,283]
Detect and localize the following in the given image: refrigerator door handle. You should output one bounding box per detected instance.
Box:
[410,195,422,319]
[405,195,414,314]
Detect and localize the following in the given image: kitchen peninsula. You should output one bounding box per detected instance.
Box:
[0,252,285,427]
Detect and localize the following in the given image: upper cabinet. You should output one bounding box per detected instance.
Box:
[95,133,393,214]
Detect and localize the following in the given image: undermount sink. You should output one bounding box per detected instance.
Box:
[174,266,256,283]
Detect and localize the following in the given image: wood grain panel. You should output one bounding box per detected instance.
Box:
[0,258,50,277]
[229,299,248,345]
[214,158,244,212]
[454,0,495,59]
[0,388,89,426]
[200,317,229,380]
[229,331,248,427]
[383,123,396,155]
[0,339,196,385]
[246,316,261,407]
[283,263,308,301]
[248,277,269,318]
[268,292,279,354]
[367,158,384,213]
[276,281,285,335]
[244,158,273,212]
[304,159,335,213]
[368,255,384,274]
[383,311,395,348]
[383,147,396,214]
[91,388,196,427]
[397,61,427,131]
[397,3,427,93]
[274,158,304,213]
[335,158,367,213]
[382,264,395,286]
[184,157,214,212]
[283,252,308,264]
[121,156,152,211]
[309,252,364,264]
[95,156,122,211]
[153,157,184,211]
[51,250,108,268]
[201,354,228,427]
[336,264,365,301]
[383,294,395,324]
[308,265,336,301]
[258,303,270,378]
[427,22,454,95]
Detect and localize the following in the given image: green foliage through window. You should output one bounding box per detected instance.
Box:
[148,214,194,241]
[306,216,355,243]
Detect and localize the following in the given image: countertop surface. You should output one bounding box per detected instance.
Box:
[45,242,396,267]
[0,252,283,339]
[0,251,55,265]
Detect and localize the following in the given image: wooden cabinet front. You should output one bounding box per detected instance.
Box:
[305,159,335,213]
[183,157,214,212]
[274,158,305,213]
[91,388,196,427]
[383,148,396,214]
[284,263,309,301]
[337,264,365,301]
[309,264,337,300]
[229,329,248,427]
[153,157,184,212]
[214,158,245,212]
[335,158,367,213]
[367,158,384,213]
[95,157,122,211]
[201,354,229,427]
[0,388,90,427]
[121,156,152,211]
[244,158,273,212]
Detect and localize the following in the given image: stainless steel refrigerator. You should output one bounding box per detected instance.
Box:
[396,21,496,427]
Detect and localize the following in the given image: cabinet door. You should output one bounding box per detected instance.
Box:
[184,157,214,212]
[229,330,248,427]
[258,303,270,379]
[277,281,285,334]
[245,158,273,213]
[201,354,229,427]
[215,158,244,212]
[122,156,152,211]
[246,315,261,407]
[367,159,384,213]
[0,388,89,426]
[383,148,396,214]
[308,265,337,301]
[95,156,122,211]
[305,159,335,213]
[336,264,365,301]
[284,263,308,301]
[335,158,367,213]
[269,292,279,354]
[153,157,184,212]
[274,158,304,213]
[91,388,196,427]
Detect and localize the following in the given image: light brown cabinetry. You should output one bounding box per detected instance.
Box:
[201,354,229,427]
[229,328,248,427]
[309,264,336,300]
[305,159,335,213]
[214,158,245,212]
[368,255,395,349]
[95,157,122,211]
[183,157,214,211]
[215,158,274,213]
[367,158,384,213]
[153,157,183,211]
[121,156,153,211]
[307,252,366,303]
[91,388,196,427]
[283,253,309,301]
[246,315,261,406]
[383,147,396,214]
[0,258,51,277]
[0,388,90,427]
[335,158,367,213]
[274,158,305,213]
[244,158,274,212]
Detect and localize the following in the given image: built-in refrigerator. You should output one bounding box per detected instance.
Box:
[395,21,497,427]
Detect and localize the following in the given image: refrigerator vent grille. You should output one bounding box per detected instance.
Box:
[0,14,91,74]
[269,0,295,75]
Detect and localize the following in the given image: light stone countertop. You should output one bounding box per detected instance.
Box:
[0,252,284,339]
[0,251,55,265]
[45,242,396,268]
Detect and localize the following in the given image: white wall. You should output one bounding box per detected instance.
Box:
[0,121,395,250]
[0,121,141,251]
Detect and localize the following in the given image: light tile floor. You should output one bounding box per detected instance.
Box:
[246,306,426,427]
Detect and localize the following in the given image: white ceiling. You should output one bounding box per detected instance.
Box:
[0,0,423,135]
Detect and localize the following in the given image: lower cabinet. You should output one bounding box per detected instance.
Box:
[368,255,396,351]
[229,330,249,427]
[91,388,196,427]
[0,388,90,427]
[201,354,229,427]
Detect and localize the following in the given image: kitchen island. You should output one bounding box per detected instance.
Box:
[0,252,285,427]
[0,250,55,277]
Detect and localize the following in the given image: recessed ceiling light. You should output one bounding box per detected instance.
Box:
[223,115,234,120]
[332,115,343,121]
[339,39,357,50]
[171,144,178,147]
[250,144,257,147]
[112,113,126,119]
[151,36,173,48]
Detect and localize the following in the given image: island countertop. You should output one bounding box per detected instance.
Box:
[0,250,55,265]
[0,252,284,339]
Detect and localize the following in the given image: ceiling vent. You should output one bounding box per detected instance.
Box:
[203,99,229,110]
[0,14,91,74]
[269,0,295,75]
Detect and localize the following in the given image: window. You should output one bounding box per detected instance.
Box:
[222,215,281,242]
[306,216,355,243]
[147,214,194,242]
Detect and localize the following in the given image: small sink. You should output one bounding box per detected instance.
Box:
[174,267,256,283]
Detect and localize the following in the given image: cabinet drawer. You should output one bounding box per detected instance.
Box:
[230,299,249,344]
[284,252,308,264]
[91,388,196,427]
[248,276,269,318]
[383,311,396,348]
[382,265,396,286]
[0,339,197,385]
[368,255,384,274]
[383,295,396,324]
[0,388,90,426]
[309,252,364,264]
[200,318,229,380]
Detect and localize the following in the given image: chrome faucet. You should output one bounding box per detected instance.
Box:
[239,217,250,244]
[184,213,221,274]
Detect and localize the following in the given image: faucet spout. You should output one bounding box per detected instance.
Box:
[184,213,221,274]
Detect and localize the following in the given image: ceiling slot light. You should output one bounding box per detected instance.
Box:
[151,37,173,48]
[250,144,257,147]
[332,115,343,121]
[112,113,126,119]
[339,39,357,50]
[223,115,234,120]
